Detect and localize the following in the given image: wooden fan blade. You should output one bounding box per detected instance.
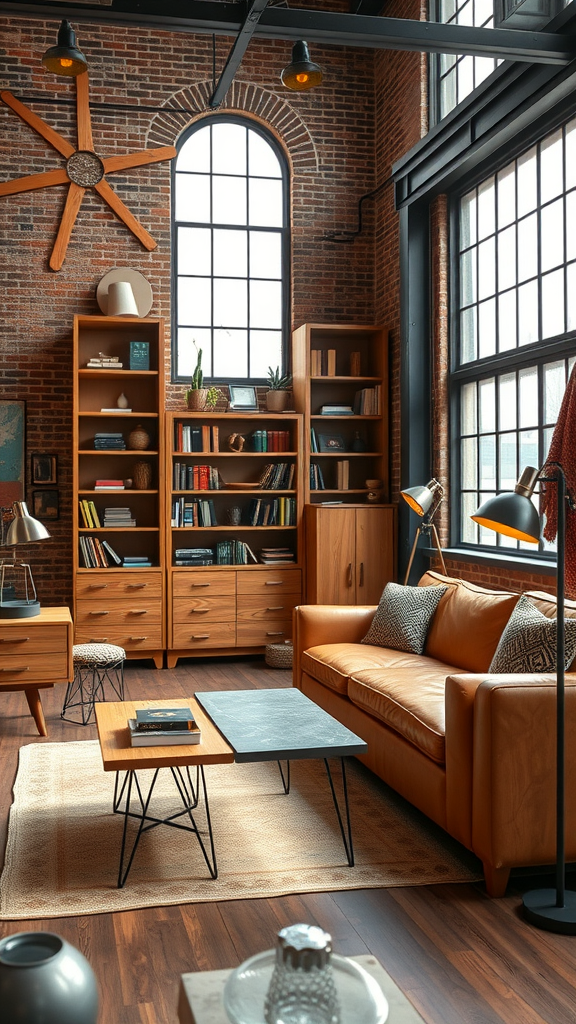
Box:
[1,91,75,159]
[103,146,177,174]
[49,182,85,271]
[94,179,157,251]
[0,167,69,197]
[75,71,93,151]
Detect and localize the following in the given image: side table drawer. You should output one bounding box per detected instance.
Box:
[0,652,69,683]
[172,621,236,648]
[172,596,236,623]
[0,625,69,655]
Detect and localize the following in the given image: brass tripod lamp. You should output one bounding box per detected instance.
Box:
[401,478,447,584]
[0,502,50,618]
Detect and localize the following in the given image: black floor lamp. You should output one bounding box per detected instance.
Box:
[472,463,576,933]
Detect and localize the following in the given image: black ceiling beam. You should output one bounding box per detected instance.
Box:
[0,0,574,64]
[209,0,270,108]
[350,2,388,14]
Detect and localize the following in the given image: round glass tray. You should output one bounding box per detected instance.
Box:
[223,950,389,1024]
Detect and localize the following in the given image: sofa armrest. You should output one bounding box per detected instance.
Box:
[292,604,376,690]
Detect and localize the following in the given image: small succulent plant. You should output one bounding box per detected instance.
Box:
[266,366,292,390]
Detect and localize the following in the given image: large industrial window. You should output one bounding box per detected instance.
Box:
[172,116,289,384]
[430,0,499,123]
[453,117,576,552]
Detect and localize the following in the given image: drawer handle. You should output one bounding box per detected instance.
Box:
[192,634,210,639]
[0,666,29,673]
[128,610,148,615]
[265,581,284,586]
[266,631,285,636]
[192,583,210,588]
[88,583,108,590]
[359,561,364,587]
[90,637,108,642]
[129,636,148,641]
[267,606,285,611]
[89,610,109,616]
[346,562,353,587]
[126,583,147,589]
[0,637,29,643]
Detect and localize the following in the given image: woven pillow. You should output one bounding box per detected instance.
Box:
[489,594,576,673]
[361,582,448,654]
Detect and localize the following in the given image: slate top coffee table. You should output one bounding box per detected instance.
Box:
[195,687,368,866]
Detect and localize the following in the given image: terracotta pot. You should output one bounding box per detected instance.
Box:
[133,461,152,490]
[265,390,290,412]
[128,425,150,450]
[186,389,208,411]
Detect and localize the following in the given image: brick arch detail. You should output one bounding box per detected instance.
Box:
[147,80,318,172]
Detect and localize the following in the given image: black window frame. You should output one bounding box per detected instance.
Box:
[171,113,291,387]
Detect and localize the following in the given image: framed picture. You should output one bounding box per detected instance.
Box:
[318,433,346,453]
[31,453,57,485]
[0,400,25,506]
[229,385,258,411]
[32,489,59,520]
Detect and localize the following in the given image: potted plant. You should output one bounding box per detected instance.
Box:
[185,341,209,410]
[265,366,292,412]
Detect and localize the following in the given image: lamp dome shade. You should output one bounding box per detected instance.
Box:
[42,20,88,77]
[281,41,323,91]
[400,479,443,517]
[471,491,541,543]
[5,502,50,546]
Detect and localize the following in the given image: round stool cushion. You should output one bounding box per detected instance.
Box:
[73,643,126,665]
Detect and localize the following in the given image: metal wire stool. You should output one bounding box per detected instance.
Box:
[61,643,126,725]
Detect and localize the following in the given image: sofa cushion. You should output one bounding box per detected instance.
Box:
[361,582,448,653]
[301,644,449,695]
[489,593,576,673]
[420,573,519,672]
[526,591,576,671]
[348,665,455,764]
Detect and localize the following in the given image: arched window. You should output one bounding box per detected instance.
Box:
[172,116,290,384]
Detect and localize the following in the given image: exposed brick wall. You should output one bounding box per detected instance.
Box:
[0,13,378,607]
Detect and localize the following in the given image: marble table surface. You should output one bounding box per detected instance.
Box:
[195,687,367,762]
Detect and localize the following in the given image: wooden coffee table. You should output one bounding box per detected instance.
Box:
[95,698,234,888]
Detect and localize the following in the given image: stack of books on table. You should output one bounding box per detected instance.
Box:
[103,507,135,527]
[128,707,201,746]
[260,547,295,565]
[94,432,126,450]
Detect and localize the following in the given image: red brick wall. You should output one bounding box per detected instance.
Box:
[0,13,377,607]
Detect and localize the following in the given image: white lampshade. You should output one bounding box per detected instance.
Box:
[107,280,138,317]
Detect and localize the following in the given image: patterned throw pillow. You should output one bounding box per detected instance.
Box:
[361,582,448,654]
[489,594,576,673]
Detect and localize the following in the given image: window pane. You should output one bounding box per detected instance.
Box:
[440,73,457,119]
[461,436,477,489]
[498,225,516,291]
[497,165,515,228]
[212,176,246,225]
[458,56,474,99]
[177,125,210,172]
[475,57,494,87]
[475,0,493,24]
[177,328,212,378]
[519,428,539,471]
[499,373,517,430]
[249,280,282,329]
[499,432,517,490]
[479,377,495,432]
[250,231,282,279]
[517,279,539,346]
[567,262,576,330]
[540,198,564,273]
[178,227,211,276]
[517,213,537,282]
[460,247,477,305]
[478,237,495,299]
[250,330,283,378]
[461,491,478,545]
[461,381,477,434]
[212,122,246,175]
[498,290,517,351]
[213,329,247,378]
[566,119,576,191]
[213,278,247,327]
[249,178,283,228]
[440,52,456,75]
[460,307,477,363]
[457,1,474,26]
[178,277,211,327]
[175,173,210,223]
[541,268,565,339]
[213,228,247,277]
[566,191,576,262]
[519,368,538,428]
[477,178,495,239]
[249,132,282,178]
[479,434,496,489]
[517,147,537,217]
[460,190,477,249]
[478,297,496,358]
[544,360,566,423]
[540,129,563,204]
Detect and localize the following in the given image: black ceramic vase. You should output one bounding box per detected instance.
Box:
[0,932,99,1023]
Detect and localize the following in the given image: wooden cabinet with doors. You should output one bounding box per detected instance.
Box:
[305,504,396,605]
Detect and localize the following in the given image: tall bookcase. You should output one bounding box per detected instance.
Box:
[165,411,303,667]
[292,323,397,603]
[73,316,165,668]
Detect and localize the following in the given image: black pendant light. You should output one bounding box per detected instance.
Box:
[42,20,88,77]
[281,41,323,91]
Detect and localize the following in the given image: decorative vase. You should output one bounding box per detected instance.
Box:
[117,392,129,409]
[187,389,208,411]
[128,424,150,450]
[0,931,99,1024]
[133,461,152,490]
[266,390,290,412]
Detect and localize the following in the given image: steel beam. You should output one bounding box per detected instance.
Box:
[0,0,574,64]
[209,0,270,108]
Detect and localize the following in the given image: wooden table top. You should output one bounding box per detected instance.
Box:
[95,698,235,772]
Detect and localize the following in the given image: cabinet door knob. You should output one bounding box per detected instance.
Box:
[359,562,364,587]
[347,563,353,587]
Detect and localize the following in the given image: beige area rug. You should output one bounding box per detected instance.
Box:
[0,740,482,919]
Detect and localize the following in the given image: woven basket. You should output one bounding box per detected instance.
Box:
[265,642,293,669]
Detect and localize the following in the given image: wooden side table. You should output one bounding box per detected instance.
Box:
[0,606,73,736]
[178,954,426,1024]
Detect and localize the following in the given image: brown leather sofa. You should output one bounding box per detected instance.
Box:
[292,570,576,896]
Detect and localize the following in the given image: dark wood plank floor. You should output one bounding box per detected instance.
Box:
[1,657,576,1024]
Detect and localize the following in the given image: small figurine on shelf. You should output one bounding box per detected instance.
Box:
[117,392,129,409]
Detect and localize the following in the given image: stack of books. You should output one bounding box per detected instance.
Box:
[320,404,354,415]
[336,459,350,490]
[128,706,201,746]
[87,354,123,369]
[78,498,101,528]
[103,507,136,527]
[95,479,125,490]
[123,554,152,567]
[94,432,126,450]
[260,547,295,565]
[258,463,295,490]
[174,547,215,566]
[216,539,258,565]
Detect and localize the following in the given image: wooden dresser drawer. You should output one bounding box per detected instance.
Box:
[172,596,236,624]
[237,569,301,596]
[0,625,69,655]
[236,618,292,645]
[172,570,236,597]
[73,625,163,651]
[0,652,69,683]
[76,571,163,599]
[172,621,236,648]
[75,598,161,626]
[236,594,300,620]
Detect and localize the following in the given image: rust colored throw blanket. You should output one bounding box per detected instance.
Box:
[541,363,576,597]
